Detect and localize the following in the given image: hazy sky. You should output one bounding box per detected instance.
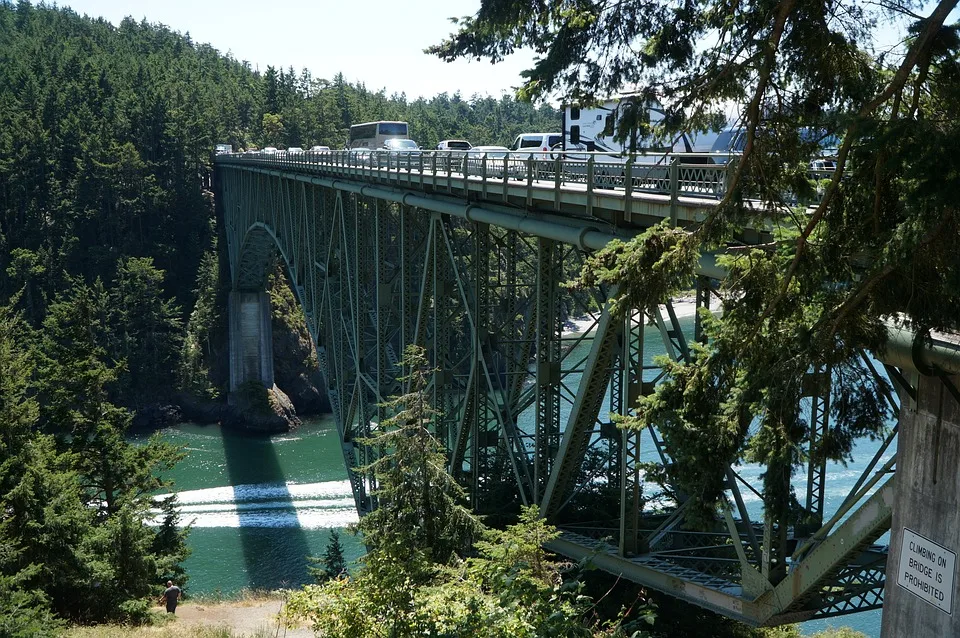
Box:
[49,0,537,99]
[41,0,952,102]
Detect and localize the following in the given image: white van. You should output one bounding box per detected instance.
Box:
[507,133,563,161]
[436,139,472,152]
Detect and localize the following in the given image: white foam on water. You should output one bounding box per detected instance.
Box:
[156,480,355,505]
[173,507,360,529]
[150,480,360,529]
[170,498,351,514]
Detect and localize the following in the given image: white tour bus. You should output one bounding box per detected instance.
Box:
[562,95,694,163]
[348,121,409,149]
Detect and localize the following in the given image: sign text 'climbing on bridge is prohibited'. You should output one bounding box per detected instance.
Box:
[897,527,956,614]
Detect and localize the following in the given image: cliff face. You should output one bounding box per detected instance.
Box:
[267,268,331,416]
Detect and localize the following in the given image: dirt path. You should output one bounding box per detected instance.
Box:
[171,599,314,637]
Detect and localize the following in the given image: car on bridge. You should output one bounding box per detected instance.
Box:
[436,139,472,155]
[286,147,304,155]
[346,147,374,166]
[382,138,422,169]
[468,145,508,158]
[466,145,522,178]
[508,133,563,160]
[309,145,330,152]
[262,146,278,155]
[433,140,473,171]
[383,138,420,153]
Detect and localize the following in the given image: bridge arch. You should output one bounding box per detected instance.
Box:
[233,222,289,291]
[226,216,314,398]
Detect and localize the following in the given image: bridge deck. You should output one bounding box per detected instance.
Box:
[216,151,783,241]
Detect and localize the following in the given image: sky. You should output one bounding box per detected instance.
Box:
[48,0,537,100]
[40,0,956,104]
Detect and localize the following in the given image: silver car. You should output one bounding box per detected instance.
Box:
[468,146,522,178]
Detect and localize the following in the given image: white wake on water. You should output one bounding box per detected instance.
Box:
[151,480,360,529]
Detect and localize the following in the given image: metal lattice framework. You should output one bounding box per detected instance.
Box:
[215,154,909,626]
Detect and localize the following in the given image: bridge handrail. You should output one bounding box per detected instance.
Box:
[216,149,837,207]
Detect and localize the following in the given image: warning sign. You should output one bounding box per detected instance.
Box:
[897,527,956,614]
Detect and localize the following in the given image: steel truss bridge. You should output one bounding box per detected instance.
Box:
[214,150,942,626]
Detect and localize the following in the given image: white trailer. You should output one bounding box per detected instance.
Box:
[561,95,694,162]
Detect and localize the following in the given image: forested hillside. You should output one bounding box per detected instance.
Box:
[0,0,559,406]
[0,1,559,631]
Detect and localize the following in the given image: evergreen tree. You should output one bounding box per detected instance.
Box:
[179,237,222,399]
[110,256,183,405]
[26,284,189,621]
[307,529,347,583]
[0,303,72,633]
[286,347,653,637]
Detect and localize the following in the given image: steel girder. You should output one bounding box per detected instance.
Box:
[217,164,905,626]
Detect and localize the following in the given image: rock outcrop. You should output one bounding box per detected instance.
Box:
[175,383,301,433]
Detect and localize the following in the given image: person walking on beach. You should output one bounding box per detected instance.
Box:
[159,580,181,614]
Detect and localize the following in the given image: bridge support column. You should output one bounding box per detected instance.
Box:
[882,374,960,637]
[228,290,275,398]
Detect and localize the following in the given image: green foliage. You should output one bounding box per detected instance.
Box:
[0,298,189,625]
[179,239,223,399]
[0,572,63,638]
[110,257,183,404]
[359,346,482,568]
[267,266,319,372]
[430,0,959,534]
[261,113,285,146]
[572,222,699,318]
[307,529,347,583]
[236,380,275,416]
[287,347,653,637]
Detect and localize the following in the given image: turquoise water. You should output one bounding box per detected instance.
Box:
[141,419,364,594]
[144,313,886,635]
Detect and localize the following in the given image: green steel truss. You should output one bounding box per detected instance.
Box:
[216,159,902,626]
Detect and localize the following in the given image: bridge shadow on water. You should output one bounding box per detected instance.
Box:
[219,427,314,591]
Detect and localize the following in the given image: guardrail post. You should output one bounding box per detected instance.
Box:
[586,155,595,218]
[624,157,634,223]
[669,157,679,227]
[554,155,562,209]
[526,155,535,207]
[481,154,488,200]
[503,152,510,202]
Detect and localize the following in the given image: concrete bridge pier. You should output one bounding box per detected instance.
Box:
[882,373,960,636]
[227,290,275,400]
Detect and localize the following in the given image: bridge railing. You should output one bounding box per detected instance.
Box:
[217,149,837,206]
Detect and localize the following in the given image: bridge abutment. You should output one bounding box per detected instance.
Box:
[882,373,960,637]
[227,290,275,399]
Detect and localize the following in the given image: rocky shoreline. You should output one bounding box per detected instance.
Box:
[131,384,316,435]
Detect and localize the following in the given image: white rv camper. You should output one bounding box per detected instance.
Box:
[561,95,693,162]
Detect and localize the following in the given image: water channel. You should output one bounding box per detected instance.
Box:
[140,313,886,635]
